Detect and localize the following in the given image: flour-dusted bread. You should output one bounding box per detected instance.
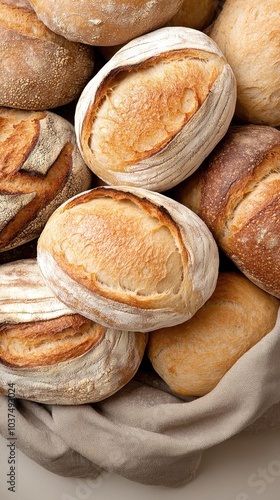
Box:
[0,108,92,252]
[209,0,280,126]
[148,272,280,397]
[28,0,183,46]
[174,124,280,298]
[75,27,236,192]
[0,259,148,404]
[37,185,219,332]
[0,1,94,110]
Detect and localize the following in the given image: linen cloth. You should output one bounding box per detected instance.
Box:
[0,309,280,487]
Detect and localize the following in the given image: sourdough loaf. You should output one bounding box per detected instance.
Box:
[0,259,148,404]
[148,271,280,396]
[174,125,280,298]
[75,26,236,192]
[37,185,219,332]
[0,1,94,109]
[0,108,92,252]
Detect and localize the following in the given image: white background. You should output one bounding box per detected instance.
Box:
[1,429,280,500]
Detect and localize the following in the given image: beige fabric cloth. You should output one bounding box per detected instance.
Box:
[1,309,280,487]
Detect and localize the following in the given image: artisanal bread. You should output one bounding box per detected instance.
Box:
[37,185,219,332]
[173,124,280,298]
[0,108,92,252]
[148,272,280,397]
[75,27,236,192]
[209,0,280,126]
[28,0,183,46]
[166,0,219,30]
[0,259,148,404]
[0,1,94,110]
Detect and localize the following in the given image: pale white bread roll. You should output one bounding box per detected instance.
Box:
[209,0,280,126]
[0,259,148,404]
[0,1,94,110]
[37,186,219,333]
[148,272,280,396]
[173,124,280,299]
[75,27,236,192]
[0,108,92,252]
[28,0,183,46]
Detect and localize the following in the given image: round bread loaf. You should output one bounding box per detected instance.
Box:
[0,1,94,110]
[209,0,280,126]
[75,26,236,192]
[0,108,92,252]
[37,185,219,332]
[28,0,183,46]
[173,124,280,298]
[0,259,148,404]
[148,272,280,397]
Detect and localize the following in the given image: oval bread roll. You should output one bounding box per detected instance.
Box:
[0,1,94,110]
[148,272,280,397]
[37,185,219,332]
[75,26,236,192]
[28,0,183,46]
[174,125,280,298]
[166,0,219,30]
[0,108,92,252]
[209,0,280,126]
[0,259,148,404]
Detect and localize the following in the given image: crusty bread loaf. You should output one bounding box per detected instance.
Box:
[0,259,148,404]
[148,272,280,397]
[209,0,280,126]
[75,27,236,192]
[173,124,280,298]
[28,0,183,46]
[0,108,92,252]
[37,185,219,332]
[0,1,94,110]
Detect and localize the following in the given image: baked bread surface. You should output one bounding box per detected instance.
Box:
[148,272,280,396]
[37,185,219,332]
[174,125,280,298]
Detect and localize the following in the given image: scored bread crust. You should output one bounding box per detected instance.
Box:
[174,125,280,298]
[0,108,92,252]
[28,0,183,46]
[75,26,236,192]
[0,259,148,404]
[37,185,219,332]
[0,1,94,109]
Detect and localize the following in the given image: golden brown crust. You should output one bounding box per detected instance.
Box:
[174,125,280,298]
[0,1,94,109]
[28,0,183,46]
[166,0,219,30]
[148,272,280,396]
[0,108,92,252]
[0,315,105,367]
[37,185,219,332]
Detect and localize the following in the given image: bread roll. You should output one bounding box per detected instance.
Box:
[75,27,236,192]
[148,272,280,397]
[209,0,280,126]
[173,125,280,298]
[37,185,219,332]
[0,108,92,252]
[0,1,94,110]
[0,259,148,404]
[28,0,183,46]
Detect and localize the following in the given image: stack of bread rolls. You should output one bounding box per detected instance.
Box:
[0,0,279,404]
